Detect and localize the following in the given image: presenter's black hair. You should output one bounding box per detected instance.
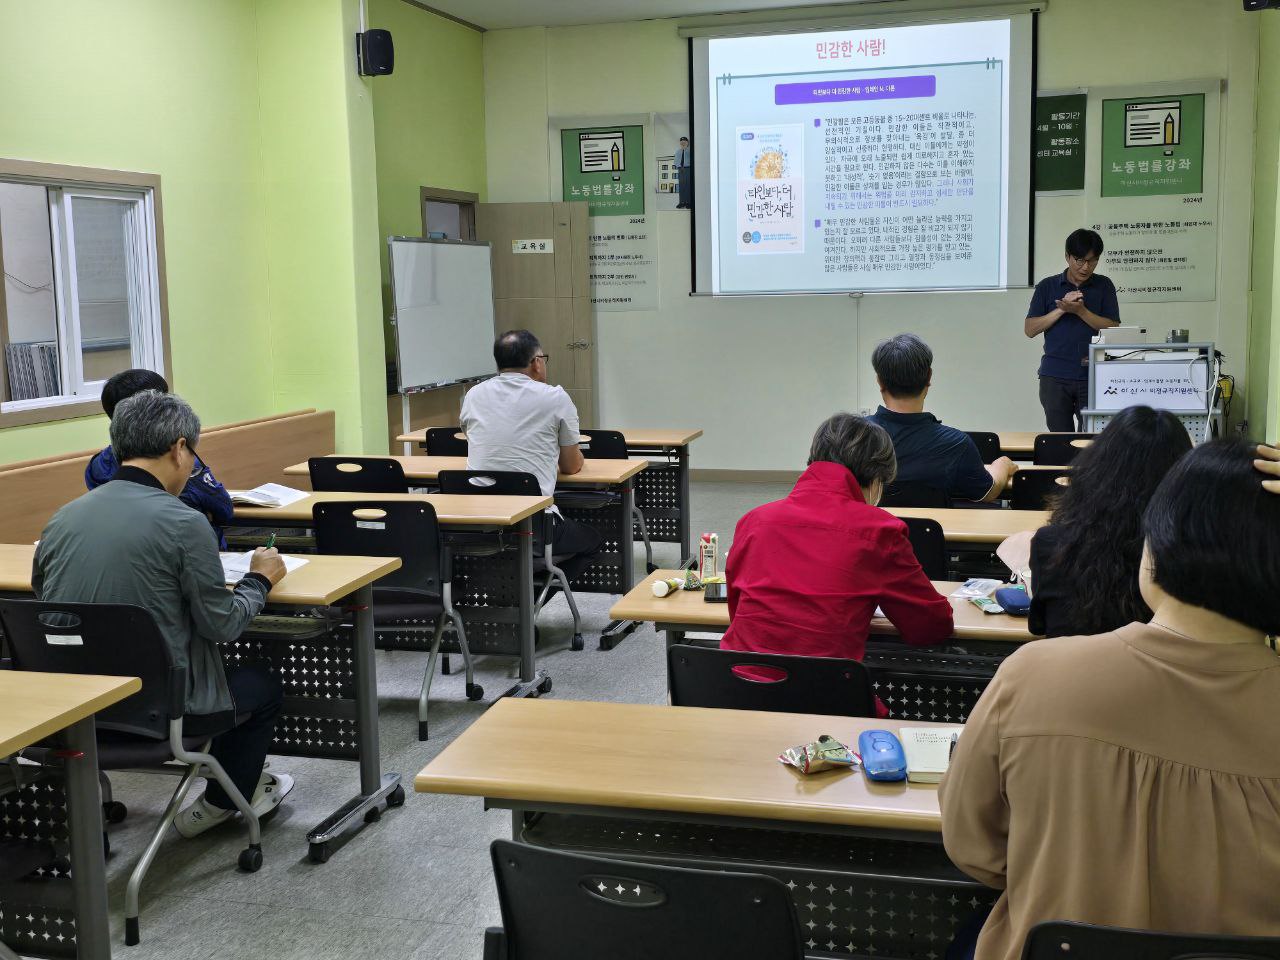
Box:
[1040,406,1192,636]
[808,413,897,492]
[1065,228,1104,259]
[1143,439,1280,634]
[871,333,933,398]
[101,368,170,419]
[494,329,541,370]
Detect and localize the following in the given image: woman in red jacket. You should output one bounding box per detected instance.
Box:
[722,413,954,678]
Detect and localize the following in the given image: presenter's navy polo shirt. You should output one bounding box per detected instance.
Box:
[868,406,994,502]
[1026,270,1120,381]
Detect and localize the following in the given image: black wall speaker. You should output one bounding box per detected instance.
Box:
[357,29,394,76]
[1244,0,1280,10]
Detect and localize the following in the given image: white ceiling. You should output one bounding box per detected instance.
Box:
[421,0,875,31]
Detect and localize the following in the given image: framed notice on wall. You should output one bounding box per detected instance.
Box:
[1035,92,1086,193]
[561,125,645,217]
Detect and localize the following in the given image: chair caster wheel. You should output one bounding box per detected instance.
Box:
[418,720,429,741]
[570,633,585,652]
[308,841,331,864]
[386,785,406,808]
[441,655,452,675]
[364,805,382,824]
[103,800,128,824]
[537,676,553,695]
[466,683,485,701]
[238,845,263,872]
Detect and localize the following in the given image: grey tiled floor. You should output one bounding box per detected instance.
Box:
[86,480,791,959]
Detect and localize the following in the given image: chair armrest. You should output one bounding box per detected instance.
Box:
[483,926,508,960]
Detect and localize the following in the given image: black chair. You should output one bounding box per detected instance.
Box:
[901,516,947,580]
[0,599,263,946]
[1032,433,1095,466]
[668,645,877,718]
[1022,921,1280,960]
[880,480,950,508]
[425,426,469,457]
[966,431,1002,464]
[437,469,586,651]
[308,456,410,493]
[581,429,656,573]
[484,839,803,960]
[312,501,481,741]
[1009,468,1070,510]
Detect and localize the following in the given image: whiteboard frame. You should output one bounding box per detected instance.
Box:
[387,235,496,394]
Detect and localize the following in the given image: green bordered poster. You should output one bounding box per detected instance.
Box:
[1101,93,1204,197]
[561,125,645,216]
[1034,93,1086,193]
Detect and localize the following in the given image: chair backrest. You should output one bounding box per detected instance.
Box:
[880,480,950,508]
[900,516,948,580]
[308,456,409,493]
[580,429,628,460]
[0,599,182,739]
[1009,469,1070,510]
[965,431,1002,465]
[1032,433,1095,466]
[667,644,877,718]
[425,426,469,457]
[437,469,541,498]
[490,839,803,960]
[1022,921,1280,960]
[312,501,444,597]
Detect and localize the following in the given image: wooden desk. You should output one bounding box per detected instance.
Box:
[885,507,1048,543]
[227,493,553,704]
[396,426,704,564]
[1,672,141,960]
[610,569,1035,645]
[3,544,408,864]
[284,454,646,487]
[416,697,952,834]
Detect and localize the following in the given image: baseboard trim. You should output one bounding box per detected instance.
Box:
[691,469,802,483]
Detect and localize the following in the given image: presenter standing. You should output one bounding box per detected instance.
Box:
[1024,228,1120,431]
[675,136,692,210]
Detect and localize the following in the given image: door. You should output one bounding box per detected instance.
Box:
[475,202,594,426]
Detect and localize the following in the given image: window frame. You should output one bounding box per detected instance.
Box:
[0,158,171,428]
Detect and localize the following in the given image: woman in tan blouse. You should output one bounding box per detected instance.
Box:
[940,440,1280,960]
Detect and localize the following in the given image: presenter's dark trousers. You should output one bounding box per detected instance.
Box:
[677,166,692,208]
[546,513,604,581]
[1038,376,1089,432]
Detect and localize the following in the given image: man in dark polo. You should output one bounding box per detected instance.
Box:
[1025,228,1120,431]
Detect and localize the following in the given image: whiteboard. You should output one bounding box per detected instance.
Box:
[389,237,495,391]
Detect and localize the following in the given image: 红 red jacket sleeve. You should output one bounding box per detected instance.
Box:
[872,522,954,647]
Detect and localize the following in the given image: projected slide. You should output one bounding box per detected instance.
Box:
[704,20,1019,294]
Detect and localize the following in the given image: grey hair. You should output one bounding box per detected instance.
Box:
[808,413,897,490]
[871,333,933,398]
[110,390,201,462]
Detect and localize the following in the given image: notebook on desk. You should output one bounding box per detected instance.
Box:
[900,727,959,783]
[228,483,308,508]
[219,551,308,584]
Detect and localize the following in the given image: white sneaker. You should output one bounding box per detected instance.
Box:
[173,772,295,838]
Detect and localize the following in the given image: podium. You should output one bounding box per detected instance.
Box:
[1083,341,1224,442]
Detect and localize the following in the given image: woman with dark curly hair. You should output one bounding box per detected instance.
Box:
[1028,405,1192,637]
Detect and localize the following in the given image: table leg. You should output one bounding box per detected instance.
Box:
[501,515,550,699]
[677,445,693,567]
[598,485,643,652]
[305,584,401,861]
[62,717,110,960]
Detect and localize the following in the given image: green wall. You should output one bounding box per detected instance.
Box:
[370,0,486,360]
[0,0,274,462]
[0,0,389,464]
[1254,16,1280,441]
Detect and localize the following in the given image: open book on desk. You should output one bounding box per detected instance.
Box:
[227,483,309,508]
[219,551,309,585]
[900,727,960,784]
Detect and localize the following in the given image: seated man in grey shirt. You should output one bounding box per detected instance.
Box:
[461,329,602,578]
[33,390,294,838]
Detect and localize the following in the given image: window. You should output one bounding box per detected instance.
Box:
[0,160,168,426]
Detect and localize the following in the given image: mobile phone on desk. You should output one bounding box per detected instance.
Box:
[703,582,728,602]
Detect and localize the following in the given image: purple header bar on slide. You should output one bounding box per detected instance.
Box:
[774,75,936,105]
